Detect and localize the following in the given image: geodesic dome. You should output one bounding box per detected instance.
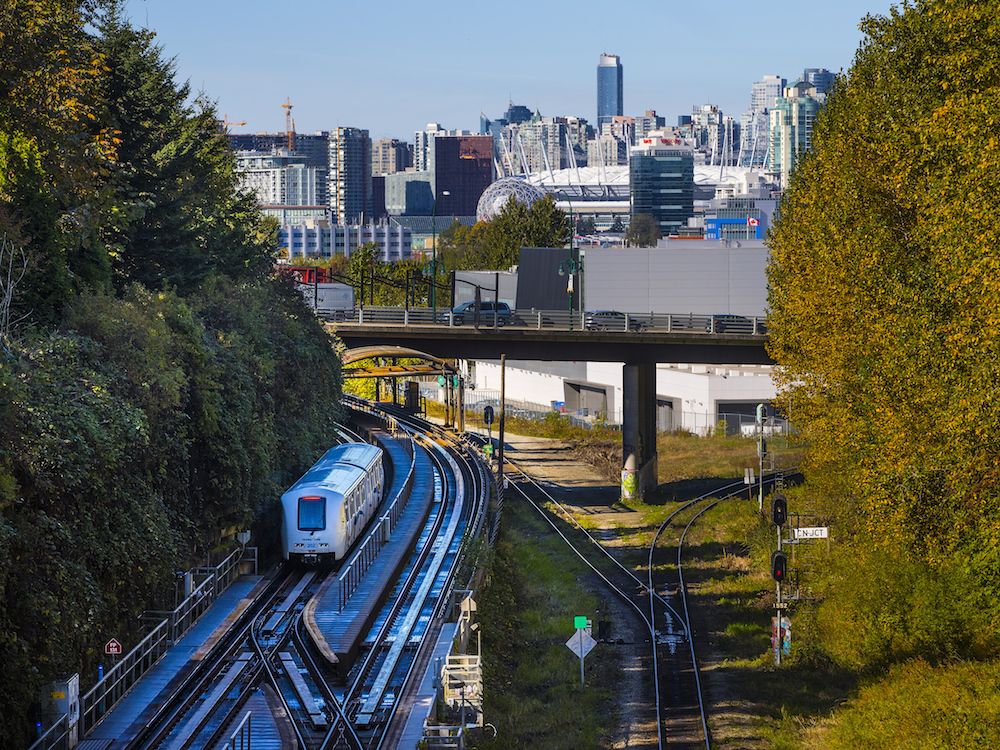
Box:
[476,177,546,222]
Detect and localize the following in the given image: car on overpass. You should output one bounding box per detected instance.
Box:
[444,301,514,326]
[584,310,647,332]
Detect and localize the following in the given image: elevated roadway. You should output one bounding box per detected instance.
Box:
[327,308,774,500]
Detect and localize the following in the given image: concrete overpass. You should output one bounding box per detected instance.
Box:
[328,310,773,500]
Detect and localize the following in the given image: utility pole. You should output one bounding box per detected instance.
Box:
[757,403,766,512]
[498,354,506,486]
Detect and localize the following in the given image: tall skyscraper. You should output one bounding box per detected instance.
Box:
[770,81,826,187]
[802,68,835,95]
[329,127,372,224]
[630,137,694,237]
[597,53,623,130]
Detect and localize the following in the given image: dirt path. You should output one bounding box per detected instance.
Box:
[502,434,660,750]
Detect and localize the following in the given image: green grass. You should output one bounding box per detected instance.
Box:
[472,500,618,750]
[795,659,1000,750]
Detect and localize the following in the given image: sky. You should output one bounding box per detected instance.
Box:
[123,0,897,141]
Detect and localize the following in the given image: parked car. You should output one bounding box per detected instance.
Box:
[444,301,513,326]
[707,314,755,334]
[584,310,647,332]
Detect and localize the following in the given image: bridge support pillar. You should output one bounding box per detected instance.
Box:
[621,362,657,501]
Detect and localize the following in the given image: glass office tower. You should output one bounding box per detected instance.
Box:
[630,138,695,237]
[597,53,623,131]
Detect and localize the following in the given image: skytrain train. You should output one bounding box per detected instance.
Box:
[280,442,384,564]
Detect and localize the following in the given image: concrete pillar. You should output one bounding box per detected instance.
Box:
[621,362,657,501]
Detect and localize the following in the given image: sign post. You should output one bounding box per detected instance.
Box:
[567,616,596,687]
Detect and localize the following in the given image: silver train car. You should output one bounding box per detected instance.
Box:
[280,442,385,564]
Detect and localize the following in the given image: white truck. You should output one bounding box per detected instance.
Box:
[298,282,355,320]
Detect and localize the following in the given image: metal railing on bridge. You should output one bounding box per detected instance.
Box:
[325,307,768,336]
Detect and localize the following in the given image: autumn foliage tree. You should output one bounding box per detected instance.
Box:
[768,0,1000,667]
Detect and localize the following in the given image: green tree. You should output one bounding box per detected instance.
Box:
[768,0,1000,668]
[625,213,660,247]
[96,5,274,292]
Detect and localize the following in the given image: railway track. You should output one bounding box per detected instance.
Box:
[114,403,489,750]
[480,431,790,750]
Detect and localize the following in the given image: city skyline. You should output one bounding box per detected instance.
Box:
[123,0,893,140]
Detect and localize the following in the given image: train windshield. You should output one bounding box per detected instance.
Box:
[298,496,326,531]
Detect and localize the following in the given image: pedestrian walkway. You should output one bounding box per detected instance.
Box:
[84,575,263,748]
[305,432,436,671]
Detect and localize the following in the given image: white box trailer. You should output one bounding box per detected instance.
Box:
[298,282,355,319]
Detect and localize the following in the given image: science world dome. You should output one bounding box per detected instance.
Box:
[476,177,546,222]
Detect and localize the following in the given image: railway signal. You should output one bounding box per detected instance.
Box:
[771,550,788,582]
[771,493,787,526]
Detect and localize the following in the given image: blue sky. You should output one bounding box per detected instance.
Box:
[124,0,897,141]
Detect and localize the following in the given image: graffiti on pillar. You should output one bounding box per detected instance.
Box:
[621,470,637,501]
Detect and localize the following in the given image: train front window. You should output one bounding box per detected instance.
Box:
[298,496,326,531]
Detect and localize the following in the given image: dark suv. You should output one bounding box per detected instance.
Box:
[584,310,647,332]
[446,301,513,326]
[707,314,755,334]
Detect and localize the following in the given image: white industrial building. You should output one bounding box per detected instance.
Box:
[280,220,412,262]
[447,240,777,434]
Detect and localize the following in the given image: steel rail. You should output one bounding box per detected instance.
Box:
[292,613,364,750]
[371,434,480,750]
[502,475,663,749]
[123,567,294,750]
[336,431,450,710]
[646,469,795,750]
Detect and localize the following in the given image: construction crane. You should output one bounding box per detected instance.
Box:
[281,97,296,151]
[220,113,247,131]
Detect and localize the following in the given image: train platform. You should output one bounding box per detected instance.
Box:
[305,431,437,670]
[83,575,264,748]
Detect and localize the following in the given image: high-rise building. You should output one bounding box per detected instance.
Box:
[740,74,786,168]
[588,134,628,167]
[751,74,786,112]
[630,136,694,237]
[802,68,835,95]
[770,81,826,186]
[329,127,372,224]
[372,138,411,175]
[234,151,327,206]
[413,123,447,172]
[227,132,329,168]
[597,53,623,130]
[434,135,494,216]
[635,110,666,139]
[506,115,590,174]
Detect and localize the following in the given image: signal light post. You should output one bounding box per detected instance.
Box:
[772,492,787,665]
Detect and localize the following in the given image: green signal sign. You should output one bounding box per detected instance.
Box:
[574,615,588,630]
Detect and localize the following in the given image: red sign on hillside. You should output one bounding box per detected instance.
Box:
[104,638,123,656]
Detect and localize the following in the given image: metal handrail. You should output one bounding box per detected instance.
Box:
[25,715,68,750]
[73,547,254,738]
[327,307,769,335]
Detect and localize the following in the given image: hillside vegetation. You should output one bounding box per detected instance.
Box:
[0,3,343,745]
[767,0,1000,741]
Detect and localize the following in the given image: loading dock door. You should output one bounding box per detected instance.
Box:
[566,383,609,418]
[656,399,674,432]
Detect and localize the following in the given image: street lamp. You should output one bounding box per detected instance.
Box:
[431,189,451,316]
[557,193,581,330]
